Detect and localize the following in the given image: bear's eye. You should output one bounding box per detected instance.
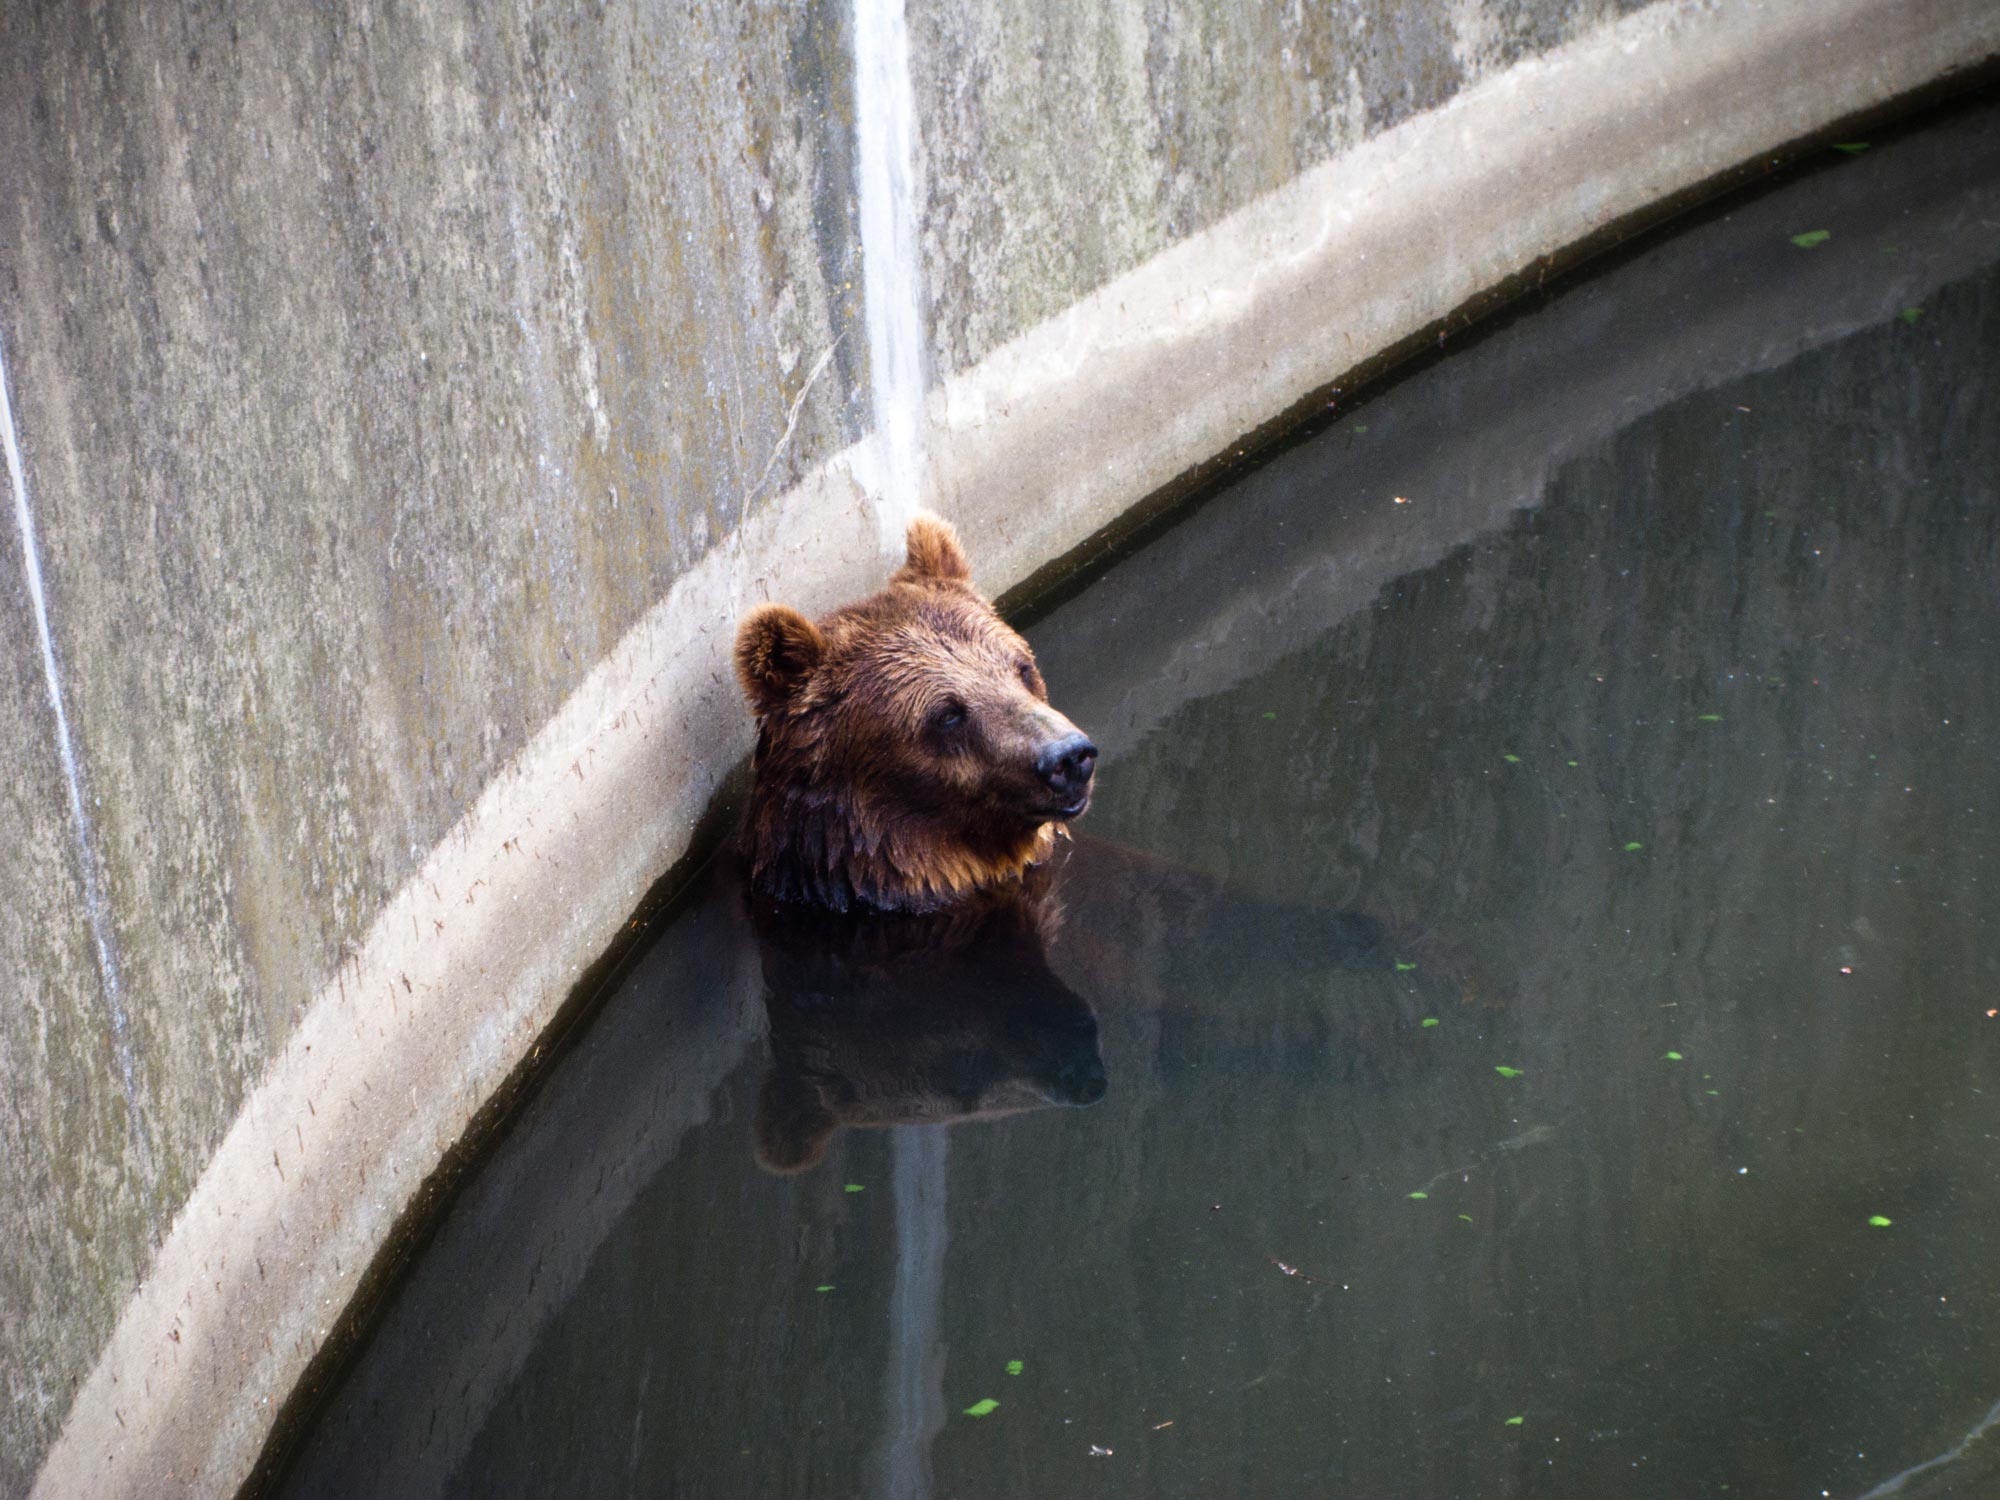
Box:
[932,699,968,733]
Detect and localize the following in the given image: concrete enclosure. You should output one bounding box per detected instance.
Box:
[1,2,1993,1496]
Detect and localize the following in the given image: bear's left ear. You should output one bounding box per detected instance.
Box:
[754,1070,836,1174]
[894,512,973,585]
[735,604,825,716]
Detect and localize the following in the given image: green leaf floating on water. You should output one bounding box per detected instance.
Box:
[1623,841,1644,852]
[1505,1415,1525,1426]
[1791,229,1831,248]
[845,1183,865,1193]
[1458,1214,1474,1224]
[1869,1215,1893,1228]
[1901,306,1924,324]
[1421,1017,1440,1028]
[1494,1066,1524,1079]
[1664,1051,1684,1061]
[1006,1361,1024,1376]
[1503,754,1521,764]
[1833,142,1871,155]
[1409,1191,1429,1199]
[1698,714,1723,723]
[964,1399,1000,1418]
[1396,961,1418,973]
[1262,711,1278,720]
[815,1285,835,1292]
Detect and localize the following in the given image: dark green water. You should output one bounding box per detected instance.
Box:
[273,103,2000,1500]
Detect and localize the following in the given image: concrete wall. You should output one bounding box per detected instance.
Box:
[0,4,868,1488]
[1,2,1993,1496]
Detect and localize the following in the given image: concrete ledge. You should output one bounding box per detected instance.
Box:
[30,1,1999,1495]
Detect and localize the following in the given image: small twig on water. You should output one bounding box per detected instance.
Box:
[1268,1254,1335,1286]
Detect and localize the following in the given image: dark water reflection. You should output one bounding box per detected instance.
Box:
[276,105,2000,1500]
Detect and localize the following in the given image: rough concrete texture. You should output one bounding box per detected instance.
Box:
[0,1,864,1489]
[3,0,1996,1496]
[912,0,1653,380]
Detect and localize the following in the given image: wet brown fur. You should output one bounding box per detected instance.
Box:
[734,514,1086,913]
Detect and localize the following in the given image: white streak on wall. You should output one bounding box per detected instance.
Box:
[0,327,156,1209]
[854,0,929,558]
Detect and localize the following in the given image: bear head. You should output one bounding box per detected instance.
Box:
[733,513,1096,913]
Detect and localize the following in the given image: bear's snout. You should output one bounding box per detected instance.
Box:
[1034,731,1097,813]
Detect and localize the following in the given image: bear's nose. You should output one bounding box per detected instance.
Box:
[1034,732,1097,800]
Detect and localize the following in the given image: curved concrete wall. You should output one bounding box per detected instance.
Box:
[2,2,1993,1496]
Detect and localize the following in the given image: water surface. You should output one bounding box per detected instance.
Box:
[275,102,2000,1500]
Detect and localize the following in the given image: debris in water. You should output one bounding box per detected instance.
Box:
[844,1183,865,1193]
[1901,306,1925,324]
[1506,1415,1525,1427]
[1494,1065,1523,1079]
[1421,1017,1440,1028]
[963,1399,999,1417]
[1089,1445,1114,1457]
[1152,1419,1175,1430]
[1268,1254,1335,1285]
[1790,229,1832,248]
[1833,142,1871,154]
[1408,1191,1429,1200]
[1869,1215,1893,1228]
[1664,1052,1683,1061]
[1006,1360,1024,1376]
[1623,841,1644,852]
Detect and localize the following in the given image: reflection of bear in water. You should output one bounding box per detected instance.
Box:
[750,871,1105,1174]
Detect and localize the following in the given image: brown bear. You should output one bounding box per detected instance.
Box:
[733,513,1097,913]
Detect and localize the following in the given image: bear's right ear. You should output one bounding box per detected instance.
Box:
[735,604,826,716]
[894,512,973,585]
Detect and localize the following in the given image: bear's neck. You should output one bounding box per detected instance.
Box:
[743,775,1058,915]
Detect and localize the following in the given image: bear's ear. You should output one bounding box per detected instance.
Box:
[735,604,825,716]
[894,512,973,585]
